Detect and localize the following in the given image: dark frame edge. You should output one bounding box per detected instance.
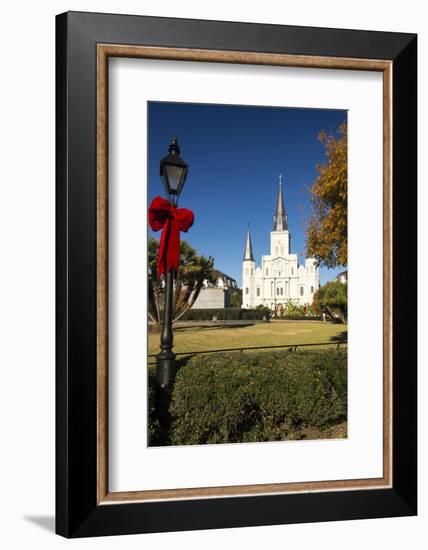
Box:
[56,10,100,537]
[55,11,69,538]
[392,34,418,515]
[69,488,414,538]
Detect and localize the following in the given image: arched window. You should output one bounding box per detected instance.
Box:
[310,286,314,294]
[280,287,283,296]
[266,268,269,276]
[256,287,260,297]
[245,268,249,275]
[280,246,284,255]
[300,286,304,296]
[278,271,281,277]
[277,287,280,296]
[251,269,253,276]
[275,247,278,255]
[245,287,249,295]
[271,282,274,296]
[291,267,294,275]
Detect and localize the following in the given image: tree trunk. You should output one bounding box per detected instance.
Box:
[172,280,204,323]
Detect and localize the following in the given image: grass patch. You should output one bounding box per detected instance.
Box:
[148,320,347,357]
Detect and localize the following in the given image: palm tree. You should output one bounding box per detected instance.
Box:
[148,238,215,324]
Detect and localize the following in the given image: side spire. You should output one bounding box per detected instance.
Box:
[243,225,254,261]
[272,174,288,231]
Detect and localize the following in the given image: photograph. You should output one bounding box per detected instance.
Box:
[147,101,348,447]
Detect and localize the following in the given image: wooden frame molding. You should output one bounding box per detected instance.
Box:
[96,44,393,505]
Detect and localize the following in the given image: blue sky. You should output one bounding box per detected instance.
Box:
[148,102,346,286]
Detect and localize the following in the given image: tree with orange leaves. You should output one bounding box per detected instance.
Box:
[306,122,347,268]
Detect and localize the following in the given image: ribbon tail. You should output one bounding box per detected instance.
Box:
[167,219,180,273]
[158,218,170,276]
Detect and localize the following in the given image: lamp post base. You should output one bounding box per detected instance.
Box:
[156,350,177,390]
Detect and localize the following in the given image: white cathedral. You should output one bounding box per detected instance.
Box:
[242,176,320,311]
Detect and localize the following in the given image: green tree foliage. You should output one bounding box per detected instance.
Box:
[148,237,215,324]
[313,280,347,323]
[306,122,347,268]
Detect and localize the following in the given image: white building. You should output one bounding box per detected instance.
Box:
[193,269,240,309]
[242,176,319,311]
[335,270,348,284]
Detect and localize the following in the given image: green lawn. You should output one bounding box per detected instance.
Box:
[148,320,347,357]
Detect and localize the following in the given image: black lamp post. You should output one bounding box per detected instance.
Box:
[160,137,188,206]
[156,138,188,390]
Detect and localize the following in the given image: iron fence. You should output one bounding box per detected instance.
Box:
[148,340,347,364]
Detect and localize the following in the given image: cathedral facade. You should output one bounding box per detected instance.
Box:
[242,177,319,311]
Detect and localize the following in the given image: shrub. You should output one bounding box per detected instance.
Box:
[148,368,162,445]
[169,350,347,445]
[280,300,318,317]
[182,307,271,321]
[279,314,322,321]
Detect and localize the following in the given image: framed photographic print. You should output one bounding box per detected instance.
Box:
[56,11,417,538]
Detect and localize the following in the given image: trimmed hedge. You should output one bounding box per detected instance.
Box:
[279,314,322,321]
[182,307,271,321]
[181,308,322,322]
[168,350,347,445]
[148,368,161,444]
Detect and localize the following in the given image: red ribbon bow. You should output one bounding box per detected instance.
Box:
[148,196,194,276]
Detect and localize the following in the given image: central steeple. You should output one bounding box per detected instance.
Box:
[272,174,288,231]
